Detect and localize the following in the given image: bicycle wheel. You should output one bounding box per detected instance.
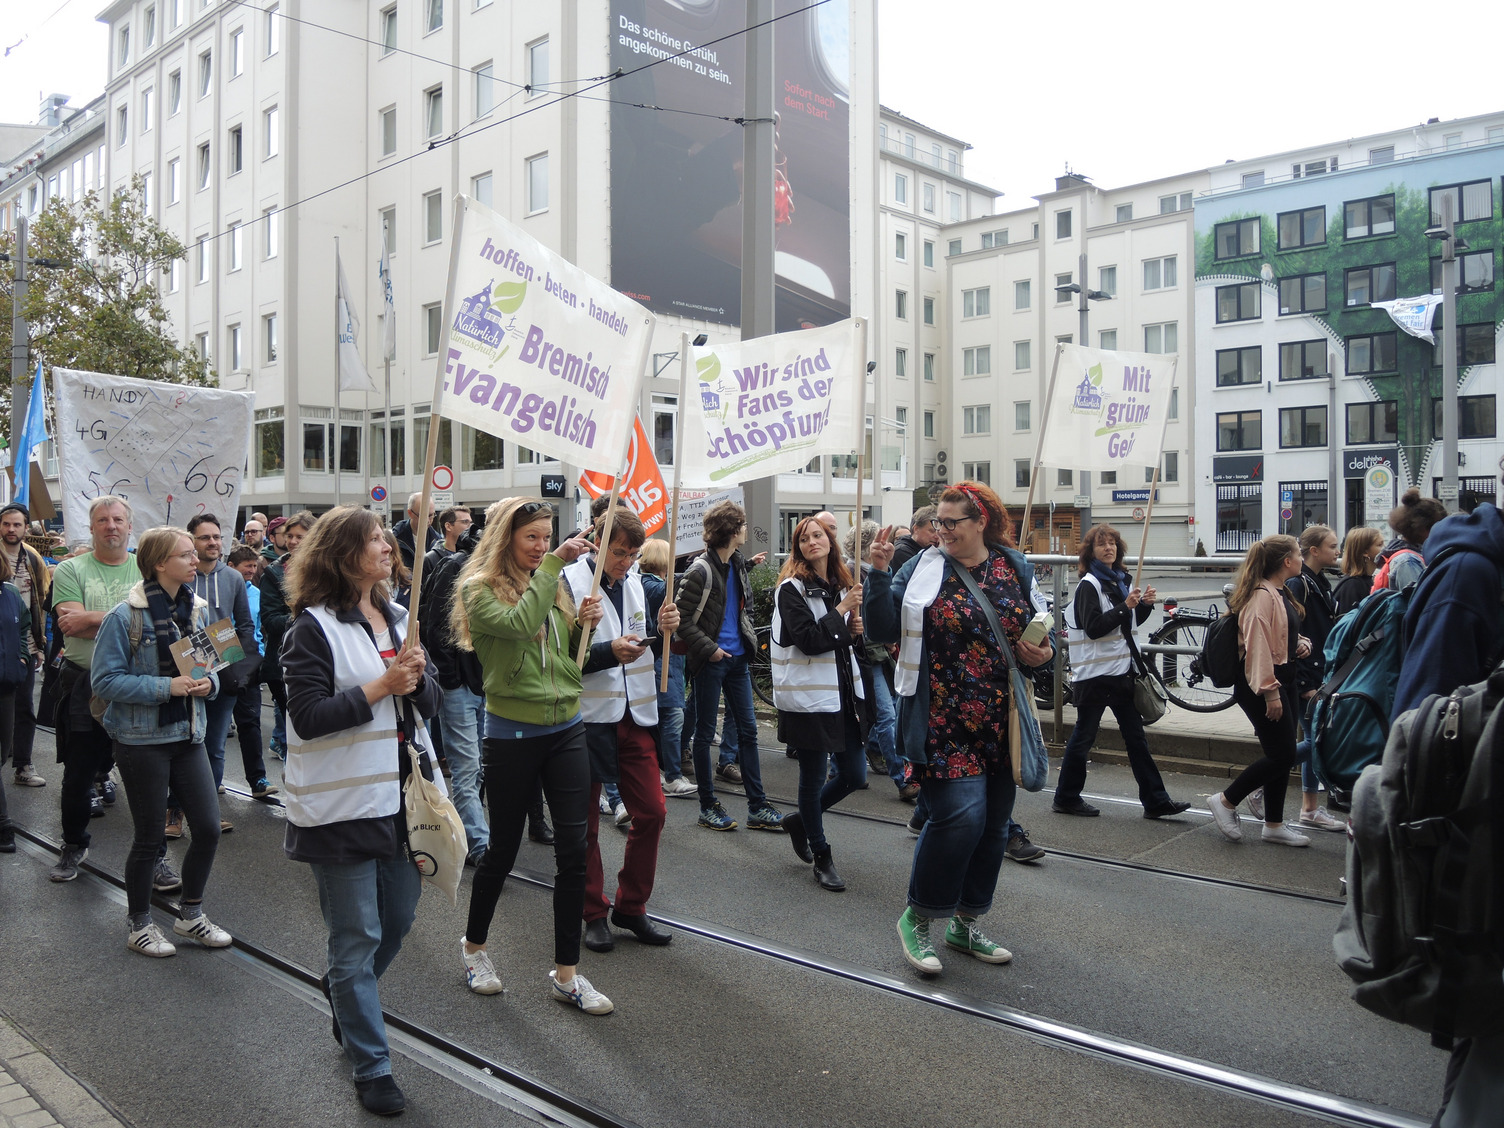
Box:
[1151,620,1235,712]
[749,627,775,707]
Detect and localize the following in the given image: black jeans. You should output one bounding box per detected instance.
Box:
[1054,674,1171,810]
[1,661,38,769]
[113,739,221,915]
[232,681,267,783]
[465,722,590,964]
[1225,667,1299,824]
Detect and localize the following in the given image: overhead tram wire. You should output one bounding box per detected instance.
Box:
[187,0,832,254]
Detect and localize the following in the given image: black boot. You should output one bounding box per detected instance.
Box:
[528,784,554,844]
[812,847,845,892]
[783,811,813,863]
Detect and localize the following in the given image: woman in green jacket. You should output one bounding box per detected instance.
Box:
[453,498,614,1014]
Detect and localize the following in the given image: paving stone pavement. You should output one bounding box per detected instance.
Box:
[0,1019,126,1128]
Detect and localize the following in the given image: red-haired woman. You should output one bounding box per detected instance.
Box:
[772,516,867,891]
[866,482,1054,976]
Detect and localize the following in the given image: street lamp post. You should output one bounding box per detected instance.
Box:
[1426,195,1463,511]
[1055,251,1112,537]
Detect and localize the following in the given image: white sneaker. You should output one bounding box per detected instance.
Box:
[550,970,613,1015]
[612,800,632,828]
[128,922,177,958]
[173,914,233,947]
[461,939,504,995]
[663,776,697,797]
[1261,823,1311,847]
[1246,787,1265,821]
[1207,794,1243,841]
[1297,807,1346,832]
[598,793,612,815]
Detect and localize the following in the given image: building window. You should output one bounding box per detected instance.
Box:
[947,238,961,257]
[423,303,443,355]
[963,462,991,485]
[894,348,907,378]
[256,408,284,476]
[1056,209,1072,239]
[1280,406,1328,448]
[1057,468,1073,488]
[1142,256,1176,291]
[425,86,443,138]
[141,88,154,132]
[1345,263,1396,307]
[527,153,548,213]
[1278,206,1326,250]
[1115,203,1132,223]
[265,5,279,54]
[227,323,243,370]
[1293,158,1335,178]
[1345,194,1395,239]
[528,37,549,90]
[963,346,990,376]
[1143,322,1177,354]
[370,412,406,476]
[380,6,397,54]
[196,236,209,282]
[471,171,492,208]
[1014,460,1030,488]
[199,50,212,97]
[116,106,128,147]
[1242,171,1265,188]
[423,190,442,242]
[980,230,1008,249]
[1054,274,1072,303]
[1014,402,1030,431]
[962,405,990,435]
[264,107,278,157]
[1278,272,1326,314]
[1347,400,1398,445]
[264,207,278,257]
[920,183,935,214]
[923,353,935,382]
[1217,484,1263,553]
[1099,329,1116,350]
[302,421,327,472]
[471,63,494,118]
[1429,181,1493,225]
[1169,388,1179,420]
[380,107,396,156]
[1014,279,1031,310]
[463,424,505,471]
[895,290,907,319]
[1098,265,1116,297]
[1433,395,1496,439]
[144,6,156,45]
[1215,217,1260,260]
[651,394,676,466]
[165,258,180,292]
[893,174,906,204]
[227,222,242,271]
[379,206,396,252]
[948,192,962,222]
[1100,471,1117,485]
[1147,452,1179,483]
[1159,192,1192,214]
[1434,324,1497,367]
[228,125,243,173]
[1217,411,1262,452]
[1216,282,1260,323]
[1431,251,1495,295]
[426,0,443,34]
[118,25,130,65]
[195,332,209,361]
[263,313,278,363]
[923,240,934,268]
[894,231,906,260]
[962,287,990,318]
[1014,341,1031,370]
[197,142,211,189]
[1346,333,1396,376]
[168,70,181,114]
[1369,145,1394,164]
[924,411,935,439]
[1279,340,1329,380]
[229,27,243,76]
[922,297,934,325]
[894,407,907,438]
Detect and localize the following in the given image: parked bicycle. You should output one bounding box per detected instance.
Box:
[749,622,774,707]
[1147,584,1236,713]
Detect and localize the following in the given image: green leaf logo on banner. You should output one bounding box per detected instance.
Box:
[696,354,721,383]
[492,280,528,314]
[1088,362,1103,387]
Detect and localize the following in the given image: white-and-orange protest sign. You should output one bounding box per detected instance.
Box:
[578,415,668,536]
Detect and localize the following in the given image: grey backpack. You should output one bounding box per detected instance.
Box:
[1334,667,1504,1048]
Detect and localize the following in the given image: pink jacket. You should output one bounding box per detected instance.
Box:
[1238,580,1289,696]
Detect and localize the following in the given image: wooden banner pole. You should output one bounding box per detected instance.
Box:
[660,332,692,692]
[575,472,623,667]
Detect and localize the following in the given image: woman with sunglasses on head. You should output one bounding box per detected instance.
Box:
[866,482,1054,975]
[453,498,613,1014]
[773,516,868,891]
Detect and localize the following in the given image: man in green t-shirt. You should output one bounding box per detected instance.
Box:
[49,496,140,882]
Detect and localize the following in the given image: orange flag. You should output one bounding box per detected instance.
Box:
[578,415,668,536]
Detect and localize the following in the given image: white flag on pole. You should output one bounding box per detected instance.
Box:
[1038,344,1178,472]
[432,198,654,474]
[677,320,863,487]
[1372,295,1443,344]
[336,248,376,393]
[378,232,397,362]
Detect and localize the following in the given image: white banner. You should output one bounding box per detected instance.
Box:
[378,231,397,363]
[678,319,863,487]
[433,198,655,475]
[671,487,744,558]
[336,248,376,393]
[1372,295,1443,344]
[1038,344,1178,472]
[52,369,254,542]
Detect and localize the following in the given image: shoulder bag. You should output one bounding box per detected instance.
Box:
[943,554,1049,792]
[1123,625,1169,725]
[398,698,467,906]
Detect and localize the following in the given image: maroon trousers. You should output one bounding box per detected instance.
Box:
[584,718,667,921]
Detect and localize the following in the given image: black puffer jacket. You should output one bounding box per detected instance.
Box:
[1286,565,1336,695]
[673,549,756,676]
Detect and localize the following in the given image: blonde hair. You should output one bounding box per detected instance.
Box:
[639,538,671,577]
[135,526,191,581]
[1228,534,1300,616]
[1341,527,1383,577]
[449,497,574,649]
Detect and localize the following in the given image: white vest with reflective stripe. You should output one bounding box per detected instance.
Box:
[770,577,865,714]
[563,559,658,727]
[284,606,441,828]
[1065,573,1134,680]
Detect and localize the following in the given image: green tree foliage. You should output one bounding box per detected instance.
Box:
[0,177,210,445]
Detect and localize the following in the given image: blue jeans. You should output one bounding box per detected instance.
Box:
[863,663,905,788]
[690,653,764,810]
[271,699,287,758]
[658,706,685,780]
[682,685,737,767]
[311,856,421,1082]
[203,692,235,789]
[794,720,866,853]
[908,770,1016,918]
[437,686,488,853]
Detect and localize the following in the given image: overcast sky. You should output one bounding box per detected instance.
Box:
[4,0,1500,204]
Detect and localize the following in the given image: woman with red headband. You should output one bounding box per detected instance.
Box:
[865,481,1054,975]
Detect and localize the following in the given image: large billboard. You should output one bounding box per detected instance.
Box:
[610,0,851,331]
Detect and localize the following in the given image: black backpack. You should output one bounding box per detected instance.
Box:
[1334,667,1504,1049]
[1199,610,1241,688]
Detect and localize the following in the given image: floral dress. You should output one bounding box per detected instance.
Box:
[923,548,1031,779]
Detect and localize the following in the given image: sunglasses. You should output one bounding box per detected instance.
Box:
[515,501,553,523]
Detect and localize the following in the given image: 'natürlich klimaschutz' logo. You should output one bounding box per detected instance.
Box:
[1070,362,1105,416]
[452,279,527,361]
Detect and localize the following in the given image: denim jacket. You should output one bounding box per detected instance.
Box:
[91,581,220,745]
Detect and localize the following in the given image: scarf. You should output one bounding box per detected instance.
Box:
[1088,558,1131,602]
[145,579,194,728]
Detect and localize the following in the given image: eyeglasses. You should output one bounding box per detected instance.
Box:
[173,550,199,562]
[193,533,222,541]
[930,516,980,532]
[608,547,641,562]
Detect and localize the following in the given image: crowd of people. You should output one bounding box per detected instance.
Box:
[5,476,1501,1120]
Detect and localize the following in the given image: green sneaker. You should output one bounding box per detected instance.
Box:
[944,915,1013,964]
[896,908,942,974]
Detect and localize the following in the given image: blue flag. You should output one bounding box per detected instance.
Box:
[15,361,48,510]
